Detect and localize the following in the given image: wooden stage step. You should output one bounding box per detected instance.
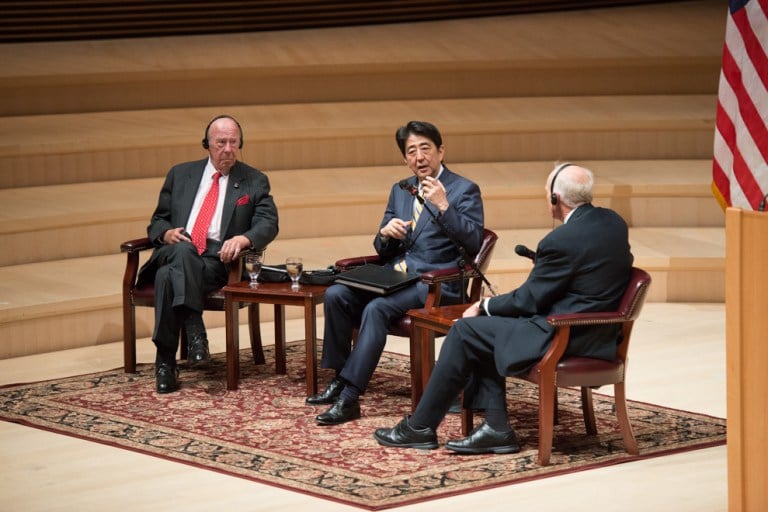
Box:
[0,226,724,359]
[0,95,717,188]
[0,0,723,116]
[0,159,723,266]
[0,0,727,360]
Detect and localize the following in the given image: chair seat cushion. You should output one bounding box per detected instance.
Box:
[523,357,624,388]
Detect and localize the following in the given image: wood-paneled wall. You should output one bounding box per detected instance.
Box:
[0,0,684,43]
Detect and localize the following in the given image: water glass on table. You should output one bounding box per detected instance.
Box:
[244,250,265,288]
[286,257,303,290]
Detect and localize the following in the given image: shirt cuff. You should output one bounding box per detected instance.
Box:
[481,297,491,316]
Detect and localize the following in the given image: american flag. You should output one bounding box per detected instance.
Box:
[712,0,768,211]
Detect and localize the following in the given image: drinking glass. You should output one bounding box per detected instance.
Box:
[285,257,303,290]
[244,250,264,288]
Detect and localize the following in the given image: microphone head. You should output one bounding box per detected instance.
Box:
[514,244,536,261]
[399,179,417,195]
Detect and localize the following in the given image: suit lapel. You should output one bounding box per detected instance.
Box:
[219,162,243,236]
[180,161,206,225]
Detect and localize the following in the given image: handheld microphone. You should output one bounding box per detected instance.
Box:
[399,179,418,196]
[514,244,536,261]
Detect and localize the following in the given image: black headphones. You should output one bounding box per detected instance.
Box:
[550,162,572,205]
[202,115,244,150]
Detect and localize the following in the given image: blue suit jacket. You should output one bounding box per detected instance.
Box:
[373,167,484,304]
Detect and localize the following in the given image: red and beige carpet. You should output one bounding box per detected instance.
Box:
[0,342,726,510]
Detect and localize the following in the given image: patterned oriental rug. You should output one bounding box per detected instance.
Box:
[0,342,726,510]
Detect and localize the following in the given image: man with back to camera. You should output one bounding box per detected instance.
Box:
[374,163,634,453]
[307,120,485,426]
[137,115,279,394]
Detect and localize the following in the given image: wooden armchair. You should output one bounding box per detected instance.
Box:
[121,237,264,373]
[334,228,498,338]
[462,266,652,465]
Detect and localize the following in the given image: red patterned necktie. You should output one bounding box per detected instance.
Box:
[190,171,221,255]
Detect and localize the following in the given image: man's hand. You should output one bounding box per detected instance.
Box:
[163,227,191,244]
[380,218,411,240]
[219,235,249,263]
[421,176,449,213]
[462,301,483,318]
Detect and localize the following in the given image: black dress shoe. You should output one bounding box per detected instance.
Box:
[155,363,179,394]
[315,397,361,425]
[373,415,438,450]
[306,378,345,405]
[187,333,211,368]
[445,421,520,455]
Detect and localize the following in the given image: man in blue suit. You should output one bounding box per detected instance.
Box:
[137,115,279,394]
[374,163,633,453]
[308,121,485,425]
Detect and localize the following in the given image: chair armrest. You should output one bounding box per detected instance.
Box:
[546,310,626,327]
[121,237,153,253]
[335,255,383,271]
[226,248,254,285]
[122,237,152,293]
[420,264,478,285]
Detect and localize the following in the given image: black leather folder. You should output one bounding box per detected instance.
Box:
[334,264,419,295]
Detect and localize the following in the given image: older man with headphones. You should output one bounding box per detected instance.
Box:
[137,115,279,393]
[374,162,634,454]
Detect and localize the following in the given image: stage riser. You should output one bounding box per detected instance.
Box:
[0,61,719,117]
[0,1,727,359]
[0,264,721,360]
[0,95,715,188]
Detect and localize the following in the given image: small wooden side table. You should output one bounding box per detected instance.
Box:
[223,281,327,395]
[407,304,469,408]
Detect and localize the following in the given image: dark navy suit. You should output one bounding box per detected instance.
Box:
[414,203,634,425]
[321,167,484,393]
[137,158,279,358]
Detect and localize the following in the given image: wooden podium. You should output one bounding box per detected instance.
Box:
[725,208,768,511]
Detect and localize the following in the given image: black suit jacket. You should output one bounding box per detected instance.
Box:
[138,158,279,286]
[483,204,633,375]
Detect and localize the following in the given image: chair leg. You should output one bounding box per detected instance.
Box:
[123,303,137,373]
[581,387,598,435]
[614,382,639,455]
[460,407,473,436]
[248,304,265,364]
[180,327,189,361]
[537,378,556,466]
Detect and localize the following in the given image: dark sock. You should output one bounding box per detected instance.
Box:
[183,308,205,337]
[338,382,360,402]
[483,408,512,432]
[155,350,177,367]
[408,407,442,431]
